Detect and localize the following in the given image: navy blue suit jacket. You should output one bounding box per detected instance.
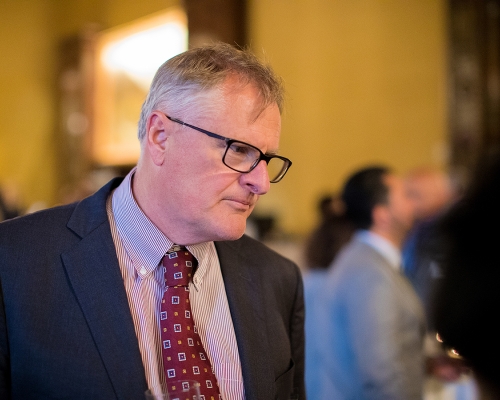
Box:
[0,179,305,399]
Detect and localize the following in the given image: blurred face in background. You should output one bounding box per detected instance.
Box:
[404,169,454,221]
[384,173,415,239]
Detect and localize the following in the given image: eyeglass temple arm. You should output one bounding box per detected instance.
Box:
[166,115,229,142]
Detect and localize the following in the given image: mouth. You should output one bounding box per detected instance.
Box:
[224,197,256,210]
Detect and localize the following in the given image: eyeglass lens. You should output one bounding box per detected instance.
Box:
[267,157,289,183]
[223,141,288,183]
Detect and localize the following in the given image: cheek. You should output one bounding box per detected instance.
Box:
[181,171,236,212]
[166,147,214,187]
[165,146,242,205]
[403,203,416,223]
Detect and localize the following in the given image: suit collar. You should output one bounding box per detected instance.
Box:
[66,177,123,238]
[355,230,402,271]
[62,178,148,399]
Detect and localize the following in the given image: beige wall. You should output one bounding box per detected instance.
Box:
[52,0,178,37]
[0,0,57,209]
[1,0,448,236]
[249,0,448,235]
[0,0,178,210]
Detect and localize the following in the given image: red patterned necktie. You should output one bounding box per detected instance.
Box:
[160,246,222,400]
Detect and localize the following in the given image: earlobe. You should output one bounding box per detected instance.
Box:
[146,112,169,166]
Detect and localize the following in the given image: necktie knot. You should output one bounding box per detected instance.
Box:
[162,247,196,287]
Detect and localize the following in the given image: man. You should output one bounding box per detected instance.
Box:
[434,155,500,399]
[0,43,305,400]
[403,168,468,384]
[312,166,425,399]
[402,167,456,320]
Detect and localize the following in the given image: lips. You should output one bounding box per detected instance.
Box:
[224,196,256,208]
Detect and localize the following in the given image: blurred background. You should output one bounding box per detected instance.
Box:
[0,0,499,260]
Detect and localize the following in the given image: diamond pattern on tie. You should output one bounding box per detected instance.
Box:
[160,247,222,399]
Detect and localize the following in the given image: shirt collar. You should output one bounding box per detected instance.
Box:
[185,242,214,288]
[112,168,212,277]
[112,168,173,276]
[355,229,402,271]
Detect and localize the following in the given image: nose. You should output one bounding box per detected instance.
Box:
[239,160,271,195]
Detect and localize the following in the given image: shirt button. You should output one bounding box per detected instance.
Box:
[193,277,199,285]
[139,266,147,275]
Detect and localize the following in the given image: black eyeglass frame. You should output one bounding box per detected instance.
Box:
[164,114,292,183]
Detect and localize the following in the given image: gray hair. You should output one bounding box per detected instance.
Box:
[137,42,285,142]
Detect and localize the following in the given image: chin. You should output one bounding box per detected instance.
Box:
[217,228,246,241]
[212,221,247,242]
[205,213,247,241]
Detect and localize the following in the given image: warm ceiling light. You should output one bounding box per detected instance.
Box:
[102,21,187,90]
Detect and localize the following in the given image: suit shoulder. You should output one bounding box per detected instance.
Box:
[0,178,120,242]
[216,235,302,289]
[0,203,80,277]
[235,235,298,268]
[329,240,396,289]
[0,203,76,238]
[333,240,385,270]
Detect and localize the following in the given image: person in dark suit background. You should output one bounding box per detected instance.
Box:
[0,43,304,400]
[402,167,456,325]
[433,154,500,399]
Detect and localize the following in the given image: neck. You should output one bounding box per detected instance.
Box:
[132,166,171,237]
[132,165,204,245]
[369,227,404,249]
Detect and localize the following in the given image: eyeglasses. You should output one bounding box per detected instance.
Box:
[164,114,292,183]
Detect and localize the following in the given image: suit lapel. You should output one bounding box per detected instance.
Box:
[215,240,275,400]
[61,180,147,399]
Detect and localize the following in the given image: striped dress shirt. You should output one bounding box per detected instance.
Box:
[106,168,245,399]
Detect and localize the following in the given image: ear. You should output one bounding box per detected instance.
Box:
[145,111,170,166]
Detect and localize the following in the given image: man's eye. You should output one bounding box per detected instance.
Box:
[229,143,251,155]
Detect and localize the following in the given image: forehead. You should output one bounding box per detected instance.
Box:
[218,75,275,119]
[191,77,282,147]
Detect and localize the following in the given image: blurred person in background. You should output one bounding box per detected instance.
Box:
[403,167,457,324]
[314,166,425,399]
[0,43,304,400]
[434,154,500,400]
[403,167,474,393]
[303,194,354,399]
[304,194,355,270]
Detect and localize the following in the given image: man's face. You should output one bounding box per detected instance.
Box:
[404,171,452,220]
[155,76,281,244]
[384,174,415,237]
